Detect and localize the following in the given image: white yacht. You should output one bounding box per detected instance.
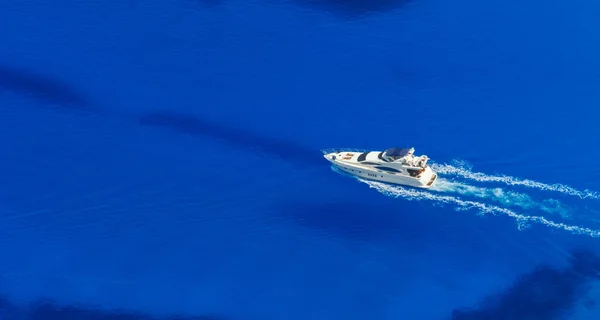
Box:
[321,147,438,189]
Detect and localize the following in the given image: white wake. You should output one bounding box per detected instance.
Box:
[330,165,600,237]
[430,160,600,200]
[431,178,571,218]
[359,179,600,238]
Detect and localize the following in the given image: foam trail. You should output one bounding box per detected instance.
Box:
[431,161,600,200]
[431,178,571,218]
[359,179,600,237]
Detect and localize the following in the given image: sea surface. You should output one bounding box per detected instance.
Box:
[1,0,600,319]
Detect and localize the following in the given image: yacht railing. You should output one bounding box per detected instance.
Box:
[321,148,369,155]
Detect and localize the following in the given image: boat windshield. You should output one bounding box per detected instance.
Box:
[383,147,414,161]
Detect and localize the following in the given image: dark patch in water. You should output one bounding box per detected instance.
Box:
[0,296,225,320]
[0,65,92,113]
[289,0,410,18]
[138,110,322,166]
[450,248,600,320]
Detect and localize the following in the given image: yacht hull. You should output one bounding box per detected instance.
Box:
[331,162,437,189]
[322,149,438,189]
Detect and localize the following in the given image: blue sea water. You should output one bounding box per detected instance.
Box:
[1,0,600,319]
